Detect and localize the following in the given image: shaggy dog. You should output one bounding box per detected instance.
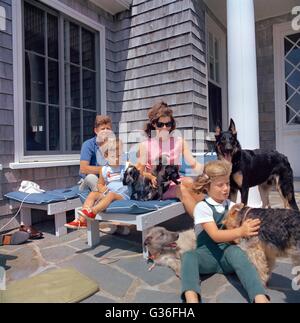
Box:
[215,119,298,211]
[223,203,300,285]
[123,164,180,201]
[143,226,196,277]
[123,165,158,201]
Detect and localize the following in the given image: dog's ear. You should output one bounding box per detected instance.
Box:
[228,119,237,135]
[132,167,140,180]
[144,236,152,246]
[234,203,244,211]
[223,206,240,228]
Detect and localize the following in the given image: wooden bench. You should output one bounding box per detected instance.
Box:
[86,201,186,258]
[9,198,82,237]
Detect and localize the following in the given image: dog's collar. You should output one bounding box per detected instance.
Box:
[148,253,158,261]
[240,207,253,224]
[147,242,178,261]
[148,252,160,261]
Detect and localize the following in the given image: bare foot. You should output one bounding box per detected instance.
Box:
[254,295,270,303]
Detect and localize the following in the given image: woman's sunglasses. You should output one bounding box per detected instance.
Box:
[156,121,173,128]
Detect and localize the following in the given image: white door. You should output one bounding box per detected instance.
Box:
[274,22,300,177]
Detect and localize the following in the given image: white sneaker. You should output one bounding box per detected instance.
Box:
[99,223,118,234]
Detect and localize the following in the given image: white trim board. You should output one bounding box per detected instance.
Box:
[9,160,80,170]
[12,0,106,164]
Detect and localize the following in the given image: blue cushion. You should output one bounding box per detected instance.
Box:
[5,186,81,205]
[105,199,178,214]
[78,189,178,214]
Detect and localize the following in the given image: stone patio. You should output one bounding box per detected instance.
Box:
[1,191,300,303]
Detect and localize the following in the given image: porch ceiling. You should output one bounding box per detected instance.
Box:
[204,0,299,26]
[89,0,132,15]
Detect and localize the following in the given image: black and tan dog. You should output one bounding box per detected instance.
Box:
[215,119,299,211]
[123,164,180,201]
[223,203,300,285]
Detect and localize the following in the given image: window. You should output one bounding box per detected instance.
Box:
[284,32,300,125]
[24,0,99,156]
[208,32,220,84]
[207,30,222,132]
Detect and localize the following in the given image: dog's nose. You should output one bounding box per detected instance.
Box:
[225,144,233,151]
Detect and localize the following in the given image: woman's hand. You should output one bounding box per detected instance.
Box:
[149,174,157,188]
[144,173,157,188]
[239,218,261,238]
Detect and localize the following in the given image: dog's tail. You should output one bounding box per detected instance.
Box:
[276,154,299,211]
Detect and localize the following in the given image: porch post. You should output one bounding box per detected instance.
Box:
[227,0,262,207]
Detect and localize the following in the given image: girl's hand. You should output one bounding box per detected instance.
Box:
[240,218,261,238]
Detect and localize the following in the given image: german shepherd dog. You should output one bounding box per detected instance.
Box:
[144,226,196,277]
[223,203,300,285]
[123,164,180,201]
[215,119,299,211]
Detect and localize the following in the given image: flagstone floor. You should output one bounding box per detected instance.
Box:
[1,191,300,303]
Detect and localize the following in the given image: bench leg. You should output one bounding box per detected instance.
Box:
[87,220,100,247]
[20,208,32,226]
[74,207,81,220]
[142,229,148,260]
[54,212,67,237]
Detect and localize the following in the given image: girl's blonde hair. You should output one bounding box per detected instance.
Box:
[193,160,232,194]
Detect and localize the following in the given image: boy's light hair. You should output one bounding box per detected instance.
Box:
[102,138,122,158]
[193,160,232,194]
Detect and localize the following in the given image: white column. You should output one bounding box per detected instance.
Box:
[227,0,262,207]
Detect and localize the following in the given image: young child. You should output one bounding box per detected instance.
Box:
[181,160,270,303]
[78,138,130,234]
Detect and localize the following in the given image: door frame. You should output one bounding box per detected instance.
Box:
[273,21,300,154]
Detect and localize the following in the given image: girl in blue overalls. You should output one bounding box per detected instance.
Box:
[181,160,269,303]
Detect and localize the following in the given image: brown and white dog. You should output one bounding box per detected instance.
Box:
[223,203,300,285]
[143,226,196,277]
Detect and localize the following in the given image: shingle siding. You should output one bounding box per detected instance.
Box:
[112,0,208,151]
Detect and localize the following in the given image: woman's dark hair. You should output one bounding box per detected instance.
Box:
[144,101,176,138]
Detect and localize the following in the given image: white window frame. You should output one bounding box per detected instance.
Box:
[205,13,228,133]
[274,21,300,153]
[11,0,106,169]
